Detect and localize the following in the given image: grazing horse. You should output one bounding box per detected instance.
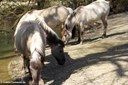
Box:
[14,14,65,85]
[62,0,110,44]
[39,6,73,30]
[14,6,74,37]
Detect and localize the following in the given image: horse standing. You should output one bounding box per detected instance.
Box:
[39,6,73,30]
[15,6,73,37]
[14,14,65,85]
[62,0,110,44]
[38,6,74,37]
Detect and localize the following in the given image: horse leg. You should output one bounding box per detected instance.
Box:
[30,60,44,85]
[30,68,40,85]
[13,37,18,53]
[101,16,108,38]
[79,23,85,44]
[26,59,33,80]
[77,27,81,44]
[22,55,29,73]
[72,26,77,39]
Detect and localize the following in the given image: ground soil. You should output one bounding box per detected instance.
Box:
[9,12,128,85]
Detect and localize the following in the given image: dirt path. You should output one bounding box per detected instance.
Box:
[9,12,128,85]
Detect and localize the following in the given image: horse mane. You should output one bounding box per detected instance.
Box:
[67,12,75,21]
[35,16,64,47]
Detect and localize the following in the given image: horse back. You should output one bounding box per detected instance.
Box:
[74,0,110,23]
[15,22,46,56]
[39,6,72,28]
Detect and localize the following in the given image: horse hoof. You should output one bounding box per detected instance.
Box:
[76,42,80,44]
[80,41,83,45]
[76,40,81,44]
[14,49,18,53]
[101,34,107,38]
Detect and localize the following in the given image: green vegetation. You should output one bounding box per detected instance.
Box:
[0,32,15,81]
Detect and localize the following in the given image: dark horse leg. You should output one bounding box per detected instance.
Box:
[27,59,32,80]
[71,26,77,39]
[74,25,81,44]
[77,28,81,44]
[23,55,29,73]
[22,55,32,81]
[71,25,82,44]
[101,15,108,38]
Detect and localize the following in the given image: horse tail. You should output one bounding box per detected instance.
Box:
[26,23,46,69]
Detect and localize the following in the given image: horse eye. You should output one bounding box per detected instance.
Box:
[65,24,68,29]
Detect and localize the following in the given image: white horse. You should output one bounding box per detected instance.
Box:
[62,0,110,44]
[14,14,65,85]
[40,6,73,30]
[14,6,73,37]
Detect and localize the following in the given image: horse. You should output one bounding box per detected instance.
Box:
[14,14,65,85]
[39,6,73,30]
[39,5,77,38]
[62,0,110,44]
[14,5,74,38]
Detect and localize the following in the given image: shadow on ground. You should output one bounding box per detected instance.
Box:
[12,31,128,85]
[67,31,127,45]
[41,43,128,85]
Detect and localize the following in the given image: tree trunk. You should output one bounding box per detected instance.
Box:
[71,0,77,9]
[37,0,45,9]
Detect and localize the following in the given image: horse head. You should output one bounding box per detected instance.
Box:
[51,40,66,65]
[62,28,72,44]
[36,15,66,65]
[61,12,76,44]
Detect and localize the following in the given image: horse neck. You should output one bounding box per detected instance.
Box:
[36,16,62,46]
[68,17,76,32]
[71,17,76,29]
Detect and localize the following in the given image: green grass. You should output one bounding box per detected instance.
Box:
[0,32,15,81]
